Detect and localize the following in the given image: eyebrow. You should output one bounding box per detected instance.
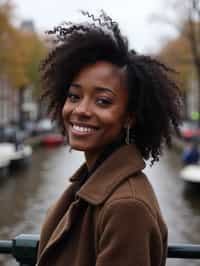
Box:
[70,83,81,89]
[95,87,116,96]
[70,83,116,96]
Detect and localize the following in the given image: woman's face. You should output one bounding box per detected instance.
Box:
[62,61,132,153]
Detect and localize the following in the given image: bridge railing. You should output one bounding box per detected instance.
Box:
[0,234,200,265]
[0,234,39,266]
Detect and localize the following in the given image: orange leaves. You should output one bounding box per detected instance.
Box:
[158,33,195,91]
[0,1,47,90]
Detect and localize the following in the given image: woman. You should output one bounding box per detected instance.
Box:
[37,11,182,266]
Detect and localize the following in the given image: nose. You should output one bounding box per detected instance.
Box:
[73,98,92,117]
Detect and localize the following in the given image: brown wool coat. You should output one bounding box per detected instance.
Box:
[37,144,168,266]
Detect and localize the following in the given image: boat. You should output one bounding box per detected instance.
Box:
[0,142,32,170]
[41,133,64,147]
[180,165,200,184]
[0,143,14,177]
[0,156,10,178]
[10,144,32,168]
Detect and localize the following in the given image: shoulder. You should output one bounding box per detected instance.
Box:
[105,171,160,218]
[96,172,167,236]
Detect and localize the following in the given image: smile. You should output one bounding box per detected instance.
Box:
[70,123,99,135]
[73,124,97,132]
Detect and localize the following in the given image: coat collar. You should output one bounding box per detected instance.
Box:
[70,144,145,205]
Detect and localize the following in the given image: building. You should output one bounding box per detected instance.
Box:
[0,78,19,125]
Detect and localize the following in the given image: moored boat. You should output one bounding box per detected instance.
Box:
[0,157,10,178]
[180,165,200,184]
[41,133,64,147]
[0,142,32,170]
[10,145,32,168]
[0,143,14,177]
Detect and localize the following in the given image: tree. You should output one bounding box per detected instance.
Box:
[0,1,28,87]
[23,31,47,98]
[0,0,47,125]
[18,30,47,123]
[157,0,200,123]
[158,34,195,119]
[159,35,193,92]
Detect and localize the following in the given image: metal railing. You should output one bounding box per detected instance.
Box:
[0,234,200,265]
[0,234,39,266]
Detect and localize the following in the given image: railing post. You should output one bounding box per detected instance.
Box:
[0,240,12,253]
[168,244,200,259]
[12,234,39,266]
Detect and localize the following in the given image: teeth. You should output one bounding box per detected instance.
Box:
[73,125,96,133]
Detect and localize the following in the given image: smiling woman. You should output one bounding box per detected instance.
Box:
[62,61,131,168]
[37,10,182,266]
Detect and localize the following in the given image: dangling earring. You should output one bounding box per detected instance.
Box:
[63,134,72,152]
[125,125,131,145]
[63,135,68,146]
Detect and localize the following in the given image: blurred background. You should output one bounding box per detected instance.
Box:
[1,0,200,265]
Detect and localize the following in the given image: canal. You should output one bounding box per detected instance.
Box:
[0,145,200,266]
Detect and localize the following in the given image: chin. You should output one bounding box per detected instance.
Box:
[69,142,94,152]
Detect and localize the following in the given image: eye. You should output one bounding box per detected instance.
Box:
[67,92,80,103]
[96,98,112,107]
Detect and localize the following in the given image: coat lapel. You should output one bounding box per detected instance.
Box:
[37,166,87,265]
[77,144,145,205]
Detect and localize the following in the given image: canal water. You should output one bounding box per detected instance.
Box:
[0,145,200,266]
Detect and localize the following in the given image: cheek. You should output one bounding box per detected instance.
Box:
[100,108,126,130]
[62,103,71,122]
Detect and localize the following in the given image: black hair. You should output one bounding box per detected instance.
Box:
[40,10,182,164]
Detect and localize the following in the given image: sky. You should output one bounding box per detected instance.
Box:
[13,0,178,53]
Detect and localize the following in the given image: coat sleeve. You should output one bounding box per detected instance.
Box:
[96,199,164,266]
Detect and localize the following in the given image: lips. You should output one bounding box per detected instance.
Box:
[69,122,99,135]
[70,121,99,129]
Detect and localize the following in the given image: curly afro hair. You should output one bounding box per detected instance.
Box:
[40,10,183,164]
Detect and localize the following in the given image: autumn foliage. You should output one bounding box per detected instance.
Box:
[0,1,46,91]
[158,33,194,92]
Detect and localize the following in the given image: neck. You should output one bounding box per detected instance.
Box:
[84,138,125,172]
[84,150,101,172]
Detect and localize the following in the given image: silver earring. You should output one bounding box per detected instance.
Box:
[63,135,72,152]
[125,125,131,145]
[63,135,68,146]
